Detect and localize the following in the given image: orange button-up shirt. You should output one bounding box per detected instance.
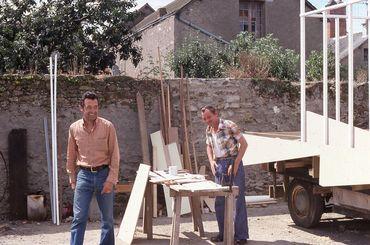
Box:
[66,117,120,184]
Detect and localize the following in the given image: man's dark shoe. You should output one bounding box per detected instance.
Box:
[210,235,223,242]
[234,239,248,244]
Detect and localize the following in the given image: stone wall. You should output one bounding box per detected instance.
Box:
[0,75,369,219]
[0,75,161,219]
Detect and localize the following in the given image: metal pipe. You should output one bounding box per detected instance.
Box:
[300,0,306,142]
[53,54,60,225]
[323,11,329,145]
[307,14,369,20]
[43,117,54,225]
[49,57,56,224]
[335,18,341,121]
[301,0,364,17]
[348,5,355,148]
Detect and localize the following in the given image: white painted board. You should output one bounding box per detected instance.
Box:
[242,134,319,165]
[306,112,370,186]
[117,164,150,244]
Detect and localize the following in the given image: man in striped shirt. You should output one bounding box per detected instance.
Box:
[202,105,249,244]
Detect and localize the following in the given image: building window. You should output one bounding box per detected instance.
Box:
[239,1,263,37]
[365,48,368,63]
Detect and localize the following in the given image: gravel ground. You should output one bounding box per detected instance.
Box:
[1,201,370,245]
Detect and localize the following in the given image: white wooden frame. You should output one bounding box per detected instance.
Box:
[300,0,370,148]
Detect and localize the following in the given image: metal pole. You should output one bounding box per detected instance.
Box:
[348,5,354,148]
[53,54,60,225]
[301,0,364,17]
[300,0,306,142]
[335,18,341,121]
[49,57,56,224]
[323,11,329,145]
[44,117,54,224]
[307,14,369,20]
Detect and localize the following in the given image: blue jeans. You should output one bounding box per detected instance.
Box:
[215,158,249,240]
[70,167,115,245]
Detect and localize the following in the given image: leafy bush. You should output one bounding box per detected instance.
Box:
[227,51,270,79]
[169,37,226,78]
[226,32,299,80]
[306,50,335,81]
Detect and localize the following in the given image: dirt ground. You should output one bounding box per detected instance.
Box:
[1,201,370,245]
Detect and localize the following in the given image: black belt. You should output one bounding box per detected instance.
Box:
[79,164,108,172]
[215,156,237,161]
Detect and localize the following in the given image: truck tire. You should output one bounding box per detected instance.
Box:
[287,178,324,228]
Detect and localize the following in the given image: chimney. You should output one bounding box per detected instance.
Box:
[158,8,167,18]
[327,0,347,38]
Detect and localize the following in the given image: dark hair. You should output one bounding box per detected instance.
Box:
[81,91,98,107]
[201,105,217,114]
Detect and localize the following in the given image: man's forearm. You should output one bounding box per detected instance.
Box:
[206,145,214,162]
[234,137,248,169]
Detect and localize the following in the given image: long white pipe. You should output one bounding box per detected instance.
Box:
[323,11,329,145]
[301,0,364,17]
[335,18,341,121]
[348,5,354,148]
[300,0,306,142]
[44,117,54,225]
[49,57,56,224]
[307,14,369,20]
[53,54,60,225]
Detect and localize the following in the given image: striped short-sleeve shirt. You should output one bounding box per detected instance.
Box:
[205,119,242,158]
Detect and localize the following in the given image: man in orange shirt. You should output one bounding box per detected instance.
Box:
[66,91,120,245]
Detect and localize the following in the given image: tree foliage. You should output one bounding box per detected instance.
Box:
[0,0,142,74]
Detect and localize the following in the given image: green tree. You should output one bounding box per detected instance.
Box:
[0,0,142,74]
[169,37,226,78]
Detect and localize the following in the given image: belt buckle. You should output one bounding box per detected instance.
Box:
[90,166,97,173]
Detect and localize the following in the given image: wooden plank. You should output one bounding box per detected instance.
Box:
[180,66,192,172]
[224,193,234,245]
[167,84,171,129]
[8,129,28,219]
[198,166,215,213]
[158,47,168,144]
[191,196,204,236]
[246,131,300,140]
[170,195,182,245]
[242,133,319,166]
[246,195,277,205]
[136,92,151,165]
[168,127,179,146]
[333,187,370,211]
[117,164,151,244]
[313,186,332,195]
[143,182,153,239]
[352,185,370,191]
[115,183,133,193]
[166,143,191,215]
[312,156,320,179]
[150,131,172,217]
[307,111,370,186]
[152,146,158,218]
[170,186,239,197]
[186,78,199,174]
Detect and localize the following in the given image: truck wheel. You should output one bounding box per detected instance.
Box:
[288,179,324,228]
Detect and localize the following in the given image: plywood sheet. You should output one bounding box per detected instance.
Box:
[307,112,370,186]
[242,134,319,165]
[117,164,150,244]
